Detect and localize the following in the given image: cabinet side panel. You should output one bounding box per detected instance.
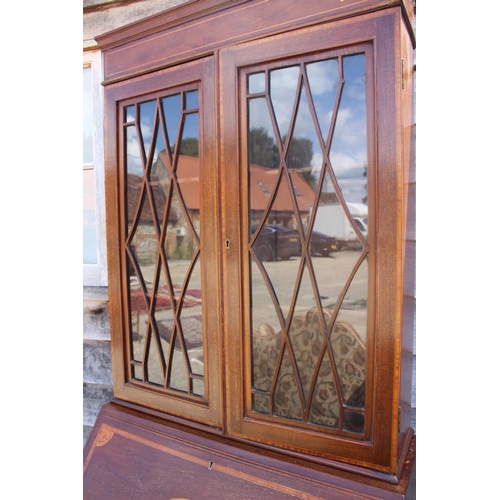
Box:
[398,17,416,462]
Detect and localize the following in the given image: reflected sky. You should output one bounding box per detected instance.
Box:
[248,55,367,204]
[330,54,367,204]
[126,93,200,176]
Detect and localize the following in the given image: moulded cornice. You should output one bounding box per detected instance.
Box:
[95,0,251,51]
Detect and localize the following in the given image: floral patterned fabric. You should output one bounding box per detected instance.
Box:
[252,308,366,429]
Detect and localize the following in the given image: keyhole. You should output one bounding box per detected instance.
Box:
[208,461,214,470]
[225,240,230,249]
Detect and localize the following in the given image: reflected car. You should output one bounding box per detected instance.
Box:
[310,231,339,256]
[251,225,301,261]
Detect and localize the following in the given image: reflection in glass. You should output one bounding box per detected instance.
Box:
[335,257,368,341]
[126,125,143,178]
[285,85,323,233]
[161,94,181,155]
[270,66,299,142]
[252,393,270,414]
[251,175,302,328]
[330,54,368,227]
[274,346,302,421]
[289,275,324,403]
[185,90,199,110]
[309,351,340,428]
[132,365,143,381]
[179,114,199,159]
[248,98,278,170]
[139,100,157,159]
[125,90,205,399]
[125,105,135,123]
[248,72,265,94]
[248,54,368,434]
[146,339,165,386]
[306,58,339,144]
[343,411,365,434]
[150,150,170,233]
[169,335,188,392]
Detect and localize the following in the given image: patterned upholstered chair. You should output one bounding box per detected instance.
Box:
[252,308,366,429]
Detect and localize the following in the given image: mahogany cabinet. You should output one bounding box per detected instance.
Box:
[84,1,416,497]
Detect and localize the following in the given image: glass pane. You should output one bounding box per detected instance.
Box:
[146,335,166,386]
[125,105,135,123]
[308,351,340,428]
[248,98,279,169]
[273,345,302,421]
[169,334,189,392]
[129,282,148,365]
[248,53,368,434]
[252,393,270,414]
[83,67,93,164]
[335,256,368,343]
[306,58,339,144]
[150,141,170,233]
[125,125,143,177]
[250,255,282,337]
[185,90,199,110]
[83,170,97,264]
[270,66,300,143]
[285,85,323,232]
[132,365,143,381]
[123,89,205,399]
[288,274,324,403]
[139,100,157,159]
[161,94,182,155]
[248,72,265,94]
[343,411,365,434]
[179,114,199,158]
[329,54,368,233]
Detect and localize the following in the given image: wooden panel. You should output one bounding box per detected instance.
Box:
[397,15,416,465]
[84,403,416,499]
[96,0,414,84]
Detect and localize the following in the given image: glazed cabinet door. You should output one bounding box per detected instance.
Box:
[221,13,400,471]
[105,57,223,427]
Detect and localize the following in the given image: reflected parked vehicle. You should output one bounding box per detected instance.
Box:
[251,225,301,261]
[310,231,339,256]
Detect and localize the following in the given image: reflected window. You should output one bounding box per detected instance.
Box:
[83,65,97,265]
[83,52,107,286]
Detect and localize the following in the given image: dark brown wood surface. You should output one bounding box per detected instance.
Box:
[96,0,416,490]
[84,403,415,499]
[220,7,409,473]
[96,0,415,84]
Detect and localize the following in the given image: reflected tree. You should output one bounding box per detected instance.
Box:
[179,138,199,158]
[284,135,313,170]
[249,127,316,189]
[249,127,278,168]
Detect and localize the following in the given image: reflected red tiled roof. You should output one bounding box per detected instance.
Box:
[128,153,316,219]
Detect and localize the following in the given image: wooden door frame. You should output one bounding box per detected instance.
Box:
[220,10,404,473]
[104,56,224,427]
